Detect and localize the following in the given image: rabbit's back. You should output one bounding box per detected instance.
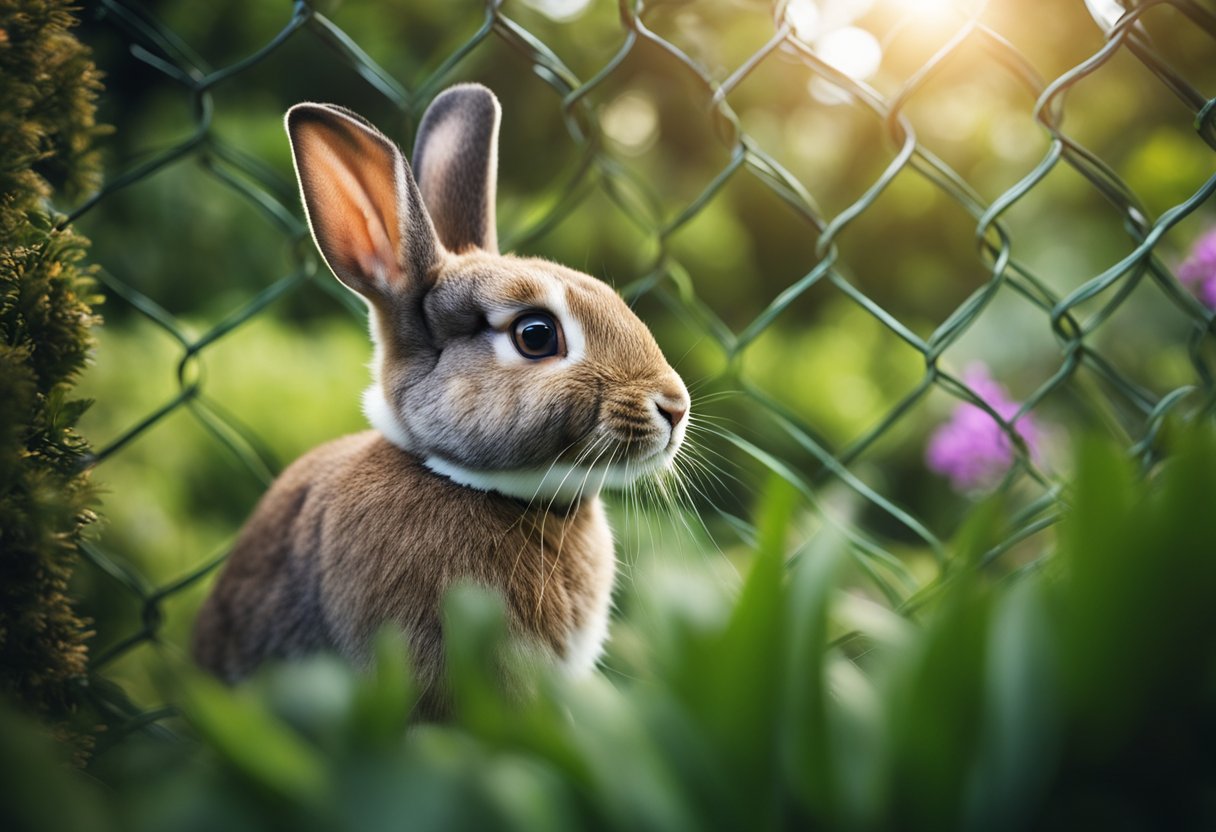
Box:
[192,431,615,685]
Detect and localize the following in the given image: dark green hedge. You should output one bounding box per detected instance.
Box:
[0,0,103,757]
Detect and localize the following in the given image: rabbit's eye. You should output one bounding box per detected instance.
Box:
[511,312,562,359]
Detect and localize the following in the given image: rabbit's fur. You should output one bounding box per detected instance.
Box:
[192,85,688,711]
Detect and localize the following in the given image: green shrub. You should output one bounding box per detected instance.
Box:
[0,0,103,757]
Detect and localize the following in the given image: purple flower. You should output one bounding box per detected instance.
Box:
[926,364,1043,493]
[1179,227,1216,311]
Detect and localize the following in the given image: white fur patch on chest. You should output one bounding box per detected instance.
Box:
[560,499,615,678]
[563,585,612,677]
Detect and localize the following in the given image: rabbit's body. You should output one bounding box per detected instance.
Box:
[193,431,613,688]
[192,85,688,701]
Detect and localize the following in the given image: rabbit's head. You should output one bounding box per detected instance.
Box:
[287,85,688,502]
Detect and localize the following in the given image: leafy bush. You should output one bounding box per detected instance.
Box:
[6,425,1215,830]
[0,0,103,757]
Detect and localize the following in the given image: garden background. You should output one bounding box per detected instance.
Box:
[3,0,1216,828]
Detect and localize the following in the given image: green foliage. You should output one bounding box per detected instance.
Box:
[6,427,1216,829]
[0,0,103,756]
[0,0,104,203]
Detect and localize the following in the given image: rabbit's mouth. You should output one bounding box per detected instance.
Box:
[584,426,685,487]
[617,442,681,479]
[596,384,689,466]
[599,412,685,460]
[604,418,687,466]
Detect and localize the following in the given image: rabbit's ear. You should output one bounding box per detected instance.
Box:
[412,84,501,254]
[287,103,441,301]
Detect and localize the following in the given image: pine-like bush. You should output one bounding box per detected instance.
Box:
[0,0,104,756]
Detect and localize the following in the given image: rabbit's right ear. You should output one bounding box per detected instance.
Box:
[286,103,442,302]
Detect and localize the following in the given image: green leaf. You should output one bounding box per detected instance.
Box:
[173,663,330,803]
[782,527,846,823]
[348,627,416,750]
[443,582,518,733]
[962,580,1060,831]
[672,473,795,825]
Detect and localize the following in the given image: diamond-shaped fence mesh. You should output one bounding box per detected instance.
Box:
[71,0,1215,745]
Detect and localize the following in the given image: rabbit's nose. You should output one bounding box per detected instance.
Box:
[654,375,690,432]
[655,401,686,428]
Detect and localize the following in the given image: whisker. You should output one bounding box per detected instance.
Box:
[508,432,610,601]
[687,389,742,404]
[665,454,727,561]
[536,438,612,619]
[533,434,611,589]
[682,440,747,496]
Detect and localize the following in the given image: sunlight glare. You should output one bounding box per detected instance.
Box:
[816,25,882,81]
[891,0,958,19]
[808,25,882,105]
[786,0,822,42]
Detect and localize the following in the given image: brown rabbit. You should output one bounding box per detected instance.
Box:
[191,85,690,711]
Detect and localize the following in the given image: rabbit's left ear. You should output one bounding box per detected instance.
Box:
[412,84,501,254]
[286,103,441,302]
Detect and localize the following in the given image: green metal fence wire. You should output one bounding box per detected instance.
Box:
[69,0,1216,743]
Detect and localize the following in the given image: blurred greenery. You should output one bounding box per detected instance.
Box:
[7,0,1213,826]
[7,425,1216,829]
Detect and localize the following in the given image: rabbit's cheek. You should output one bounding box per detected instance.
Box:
[362,381,415,452]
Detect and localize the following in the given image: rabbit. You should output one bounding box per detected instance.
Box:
[191,84,690,714]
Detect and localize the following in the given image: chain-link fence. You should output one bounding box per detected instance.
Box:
[71,0,1216,748]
